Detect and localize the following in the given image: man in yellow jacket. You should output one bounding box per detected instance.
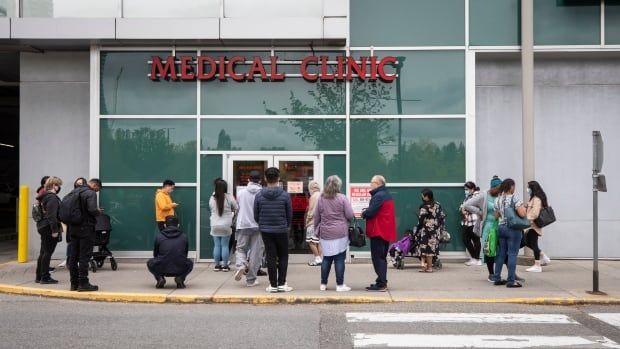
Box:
[155,179,178,231]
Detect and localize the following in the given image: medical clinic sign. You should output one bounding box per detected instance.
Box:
[148,55,398,82]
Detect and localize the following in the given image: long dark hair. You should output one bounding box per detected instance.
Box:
[419,188,435,209]
[213,178,228,216]
[528,180,548,207]
[464,181,480,191]
[499,178,516,195]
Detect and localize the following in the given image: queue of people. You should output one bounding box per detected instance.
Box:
[33,170,551,293]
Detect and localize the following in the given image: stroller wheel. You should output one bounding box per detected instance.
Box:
[434,260,443,270]
[89,260,97,273]
[96,260,104,268]
[110,258,118,271]
[396,259,404,270]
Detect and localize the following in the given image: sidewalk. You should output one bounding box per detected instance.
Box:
[1,259,619,304]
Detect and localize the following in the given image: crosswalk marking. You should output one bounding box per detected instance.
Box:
[352,334,620,348]
[346,312,578,324]
[591,313,620,328]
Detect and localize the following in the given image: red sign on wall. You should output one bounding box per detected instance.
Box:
[148,55,398,82]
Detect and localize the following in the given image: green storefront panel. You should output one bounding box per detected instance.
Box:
[200,154,223,259]
[350,119,466,183]
[350,0,465,47]
[100,187,196,251]
[534,0,600,45]
[100,119,197,183]
[324,155,347,194]
[350,51,466,115]
[606,0,620,45]
[469,0,520,46]
[100,52,197,115]
[200,119,346,151]
[201,51,345,115]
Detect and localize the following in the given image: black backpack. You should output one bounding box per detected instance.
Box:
[59,187,86,225]
[32,201,45,223]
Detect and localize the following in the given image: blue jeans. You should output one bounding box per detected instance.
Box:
[494,224,522,283]
[212,235,231,266]
[321,250,346,286]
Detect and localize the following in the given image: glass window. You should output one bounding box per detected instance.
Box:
[469,0,520,46]
[100,187,196,251]
[350,0,465,47]
[100,51,197,115]
[390,187,465,252]
[123,0,219,18]
[534,0,600,45]
[324,155,347,194]
[200,154,222,259]
[200,51,345,115]
[606,0,620,45]
[350,51,465,115]
[350,119,466,183]
[0,0,17,17]
[200,119,346,151]
[100,119,197,182]
[22,0,52,16]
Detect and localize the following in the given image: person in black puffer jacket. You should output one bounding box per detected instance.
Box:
[35,176,63,284]
[147,215,193,289]
[253,167,292,293]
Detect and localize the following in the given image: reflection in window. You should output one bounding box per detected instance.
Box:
[100,119,197,182]
[350,51,465,115]
[534,0,600,45]
[350,119,465,183]
[200,119,345,151]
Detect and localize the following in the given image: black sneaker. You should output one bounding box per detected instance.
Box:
[155,277,166,289]
[48,267,56,273]
[213,265,222,272]
[40,277,59,284]
[70,284,78,291]
[221,266,230,272]
[366,284,387,292]
[494,280,507,286]
[77,282,99,292]
[506,281,523,288]
[257,269,267,276]
[174,276,186,289]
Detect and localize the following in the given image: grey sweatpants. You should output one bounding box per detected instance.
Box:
[235,228,264,283]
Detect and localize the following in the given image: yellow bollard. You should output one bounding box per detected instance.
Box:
[17,185,29,263]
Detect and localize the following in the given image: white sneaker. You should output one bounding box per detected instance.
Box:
[277,283,293,292]
[266,285,278,293]
[246,280,259,287]
[336,285,351,292]
[465,258,477,266]
[541,254,551,266]
[320,284,327,291]
[234,268,246,281]
[315,256,323,264]
[526,265,542,273]
[475,259,483,266]
[57,260,67,268]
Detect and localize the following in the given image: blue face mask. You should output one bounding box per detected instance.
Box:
[464,190,470,197]
[527,188,532,197]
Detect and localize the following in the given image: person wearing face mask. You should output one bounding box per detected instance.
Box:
[35,176,63,284]
[524,181,552,273]
[460,182,482,267]
[414,188,446,273]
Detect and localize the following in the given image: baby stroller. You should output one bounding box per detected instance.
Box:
[89,213,118,272]
[389,230,414,270]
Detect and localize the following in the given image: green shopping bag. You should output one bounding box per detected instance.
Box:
[484,221,498,257]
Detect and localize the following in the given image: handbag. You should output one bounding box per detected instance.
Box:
[504,196,530,230]
[348,219,366,248]
[484,221,498,257]
[534,206,556,228]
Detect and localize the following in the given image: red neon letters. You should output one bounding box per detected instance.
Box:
[149,55,397,82]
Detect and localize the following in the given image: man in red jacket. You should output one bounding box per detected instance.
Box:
[361,175,396,292]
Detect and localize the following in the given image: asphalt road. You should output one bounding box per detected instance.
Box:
[1,294,619,348]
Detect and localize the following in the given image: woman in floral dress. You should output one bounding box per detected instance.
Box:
[414,188,446,273]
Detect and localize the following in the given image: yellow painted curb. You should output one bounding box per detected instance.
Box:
[1,283,620,305]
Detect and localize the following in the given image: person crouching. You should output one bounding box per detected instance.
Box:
[147,215,194,289]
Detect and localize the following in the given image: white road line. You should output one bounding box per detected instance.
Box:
[346,312,578,324]
[591,313,620,328]
[352,334,620,348]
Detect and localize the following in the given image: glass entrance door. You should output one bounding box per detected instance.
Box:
[223,155,321,254]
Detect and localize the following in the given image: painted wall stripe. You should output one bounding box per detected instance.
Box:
[346,312,578,324]
[352,334,620,348]
[591,313,620,328]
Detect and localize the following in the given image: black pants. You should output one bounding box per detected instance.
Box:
[525,229,541,260]
[157,221,165,231]
[486,257,495,275]
[261,233,289,287]
[462,225,481,259]
[370,237,389,287]
[36,226,58,281]
[147,259,194,281]
[68,227,95,285]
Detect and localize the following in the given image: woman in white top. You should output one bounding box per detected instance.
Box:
[209,178,238,272]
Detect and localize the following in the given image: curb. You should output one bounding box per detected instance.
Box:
[1,284,620,305]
